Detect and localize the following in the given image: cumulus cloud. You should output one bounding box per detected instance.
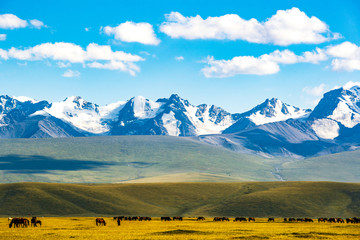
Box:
[62,69,80,78]
[0,42,144,76]
[160,8,339,46]
[326,42,360,71]
[202,48,328,78]
[0,14,28,29]
[202,56,279,77]
[30,19,46,29]
[0,14,46,30]
[0,34,6,41]
[302,84,327,96]
[102,21,160,45]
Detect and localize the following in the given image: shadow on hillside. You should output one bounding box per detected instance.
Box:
[0,155,116,173]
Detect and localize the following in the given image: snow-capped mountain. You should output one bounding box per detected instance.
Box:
[2,85,360,158]
[110,94,238,136]
[223,98,311,133]
[0,94,238,138]
[309,82,360,140]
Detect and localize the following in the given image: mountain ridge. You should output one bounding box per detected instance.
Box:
[2,83,360,158]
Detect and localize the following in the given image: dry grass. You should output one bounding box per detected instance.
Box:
[1,217,360,240]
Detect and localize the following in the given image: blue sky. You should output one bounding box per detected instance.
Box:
[0,0,359,113]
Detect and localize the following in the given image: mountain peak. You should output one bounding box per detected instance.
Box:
[234,98,311,127]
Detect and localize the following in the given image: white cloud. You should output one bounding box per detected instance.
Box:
[0,49,8,60]
[30,19,45,29]
[87,61,140,76]
[62,69,80,78]
[103,21,160,45]
[0,34,6,41]
[0,42,144,76]
[326,42,360,71]
[57,62,71,68]
[0,14,28,29]
[85,27,90,32]
[202,56,280,77]
[202,48,328,78]
[175,56,184,61]
[302,84,327,96]
[160,8,339,46]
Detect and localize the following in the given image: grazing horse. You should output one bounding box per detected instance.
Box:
[161,217,171,221]
[197,217,205,221]
[9,218,29,228]
[95,218,106,226]
[248,217,255,222]
[304,218,313,222]
[234,217,247,222]
[268,218,275,222]
[31,217,38,227]
[173,217,183,221]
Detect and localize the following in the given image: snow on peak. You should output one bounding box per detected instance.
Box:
[33,96,107,133]
[324,83,360,128]
[130,96,164,119]
[183,102,235,135]
[247,98,310,125]
[12,96,39,103]
[343,81,360,90]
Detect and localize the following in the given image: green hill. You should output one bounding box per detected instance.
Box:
[281,149,360,182]
[0,136,275,183]
[1,182,360,218]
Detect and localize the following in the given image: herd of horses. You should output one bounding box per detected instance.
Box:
[8,217,41,228]
[7,216,360,228]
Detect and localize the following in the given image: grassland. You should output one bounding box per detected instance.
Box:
[282,150,360,182]
[0,135,275,183]
[1,217,360,240]
[2,182,360,218]
[1,136,360,182]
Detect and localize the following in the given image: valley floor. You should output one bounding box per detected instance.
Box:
[2,217,360,240]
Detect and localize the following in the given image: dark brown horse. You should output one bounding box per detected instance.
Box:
[161,217,171,221]
[96,218,106,226]
[197,217,205,221]
[9,218,29,228]
[234,217,247,222]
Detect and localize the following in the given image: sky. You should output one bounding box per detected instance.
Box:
[0,0,359,113]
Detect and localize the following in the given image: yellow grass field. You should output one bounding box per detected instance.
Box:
[1,217,360,240]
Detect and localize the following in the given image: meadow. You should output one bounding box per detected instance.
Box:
[2,217,360,240]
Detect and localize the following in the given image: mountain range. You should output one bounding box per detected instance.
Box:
[2,83,360,158]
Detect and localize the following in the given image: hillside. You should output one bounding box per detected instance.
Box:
[282,149,360,182]
[1,182,360,218]
[0,136,275,183]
